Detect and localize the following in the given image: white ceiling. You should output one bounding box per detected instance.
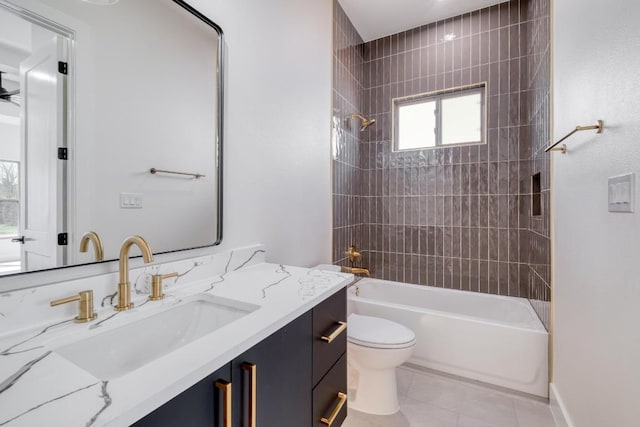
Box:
[338,0,505,42]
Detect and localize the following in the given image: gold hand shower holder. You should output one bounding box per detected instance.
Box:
[545,120,603,154]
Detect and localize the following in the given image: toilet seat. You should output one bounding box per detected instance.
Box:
[347,314,416,349]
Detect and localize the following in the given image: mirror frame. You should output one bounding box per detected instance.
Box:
[0,0,224,280]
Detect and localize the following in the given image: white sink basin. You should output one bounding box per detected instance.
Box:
[54,295,259,380]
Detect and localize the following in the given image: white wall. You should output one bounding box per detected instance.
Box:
[0,121,19,161]
[552,0,640,425]
[0,0,332,289]
[188,0,333,267]
[0,6,30,66]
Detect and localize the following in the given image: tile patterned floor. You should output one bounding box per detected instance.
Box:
[342,366,556,427]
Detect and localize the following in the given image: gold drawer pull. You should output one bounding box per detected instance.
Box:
[241,363,257,427]
[215,380,232,427]
[320,392,347,426]
[321,321,347,343]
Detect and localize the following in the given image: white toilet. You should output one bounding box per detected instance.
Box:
[347,313,416,415]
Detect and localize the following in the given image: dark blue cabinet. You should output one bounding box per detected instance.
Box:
[132,289,347,427]
[232,310,312,427]
[312,288,348,427]
[132,312,313,427]
[132,363,231,427]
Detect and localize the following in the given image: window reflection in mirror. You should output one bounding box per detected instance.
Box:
[0,160,19,274]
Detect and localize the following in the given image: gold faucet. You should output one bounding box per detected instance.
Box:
[343,245,370,276]
[341,266,370,276]
[149,272,179,301]
[347,245,361,263]
[79,231,104,261]
[50,290,98,323]
[115,235,153,311]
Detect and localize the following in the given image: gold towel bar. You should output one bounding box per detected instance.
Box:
[149,168,205,179]
[545,120,603,154]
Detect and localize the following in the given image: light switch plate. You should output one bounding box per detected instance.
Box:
[120,192,143,209]
[608,173,634,213]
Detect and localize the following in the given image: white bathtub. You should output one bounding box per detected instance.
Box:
[348,278,549,398]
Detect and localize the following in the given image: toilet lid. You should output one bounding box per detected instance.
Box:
[347,314,416,349]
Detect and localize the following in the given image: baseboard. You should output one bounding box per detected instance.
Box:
[549,383,573,427]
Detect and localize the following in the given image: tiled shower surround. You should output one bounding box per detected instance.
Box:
[332,1,364,265]
[331,0,551,329]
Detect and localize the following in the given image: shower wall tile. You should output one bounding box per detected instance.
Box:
[332,1,366,266]
[520,0,551,329]
[331,0,550,330]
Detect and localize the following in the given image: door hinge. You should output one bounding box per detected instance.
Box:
[57,233,68,246]
[58,61,68,75]
[58,147,68,160]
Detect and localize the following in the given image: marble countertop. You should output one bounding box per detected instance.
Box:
[0,262,352,427]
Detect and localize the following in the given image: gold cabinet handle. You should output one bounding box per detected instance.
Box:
[215,380,232,427]
[320,392,347,426]
[241,363,257,427]
[149,272,179,301]
[321,321,347,343]
[50,290,97,323]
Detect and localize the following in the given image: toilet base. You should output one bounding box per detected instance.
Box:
[348,364,400,415]
[347,341,415,416]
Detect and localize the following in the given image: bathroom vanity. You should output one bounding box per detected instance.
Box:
[0,0,349,424]
[134,288,347,427]
[0,247,351,426]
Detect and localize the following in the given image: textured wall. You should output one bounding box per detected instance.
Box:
[332,0,551,328]
[552,0,640,424]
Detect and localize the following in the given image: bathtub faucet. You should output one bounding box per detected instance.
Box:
[341,266,370,276]
[347,245,361,263]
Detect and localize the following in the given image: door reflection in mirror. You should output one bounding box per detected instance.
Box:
[0,5,67,275]
[0,0,223,278]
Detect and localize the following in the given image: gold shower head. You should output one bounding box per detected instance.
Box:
[348,113,376,131]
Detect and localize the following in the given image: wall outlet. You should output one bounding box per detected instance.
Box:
[608,173,634,213]
[120,192,143,209]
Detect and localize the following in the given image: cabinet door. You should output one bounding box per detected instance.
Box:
[313,354,347,427]
[313,288,347,386]
[132,363,232,427]
[232,311,312,427]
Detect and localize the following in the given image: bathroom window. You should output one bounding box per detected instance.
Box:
[393,84,486,151]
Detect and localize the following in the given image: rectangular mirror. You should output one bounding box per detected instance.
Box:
[0,0,223,277]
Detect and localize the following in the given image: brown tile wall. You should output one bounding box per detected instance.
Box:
[520,0,551,329]
[332,1,365,265]
[331,0,551,329]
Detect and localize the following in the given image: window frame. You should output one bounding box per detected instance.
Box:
[392,83,487,152]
